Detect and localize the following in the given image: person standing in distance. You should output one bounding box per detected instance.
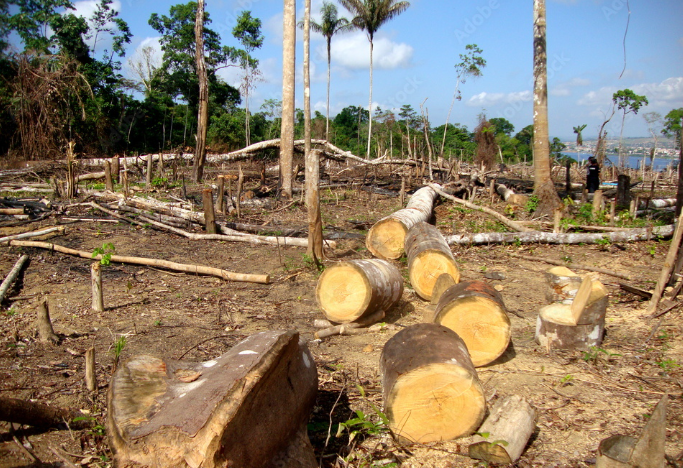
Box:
[586,157,600,193]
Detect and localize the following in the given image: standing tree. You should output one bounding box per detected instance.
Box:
[474,116,496,170]
[662,108,683,150]
[573,124,587,146]
[338,0,410,160]
[643,112,662,169]
[440,44,486,158]
[193,0,209,182]
[300,2,353,142]
[302,0,323,263]
[613,88,648,168]
[233,11,263,147]
[280,0,296,199]
[532,0,561,215]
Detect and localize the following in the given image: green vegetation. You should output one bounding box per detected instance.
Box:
[92,242,116,266]
[336,385,390,443]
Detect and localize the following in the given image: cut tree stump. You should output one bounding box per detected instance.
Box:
[545,266,582,304]
[365,186,438,259]
[405,222,460,301]
[468,395,537,465]
[108,330,318,468]
[380,323,486,443]
[433,281,511,367]
[315,259,403,324]
[495,183,529,207]
[571,274,609,325]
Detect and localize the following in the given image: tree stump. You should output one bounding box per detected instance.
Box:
[366,186,438,259]
[405,222,460,301]
[468,395,537,465]
[315,259,403,323]
[380,323,486,443]
[108,330,318,468]
[545,266,582,304]
[433,281,511,367]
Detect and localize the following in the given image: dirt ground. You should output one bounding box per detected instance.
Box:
[0,160,681,468]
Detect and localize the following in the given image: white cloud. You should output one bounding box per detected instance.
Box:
[331,32,413,70]
[550,77,591,97]
[467,90,532,107]
[578,77,683,108]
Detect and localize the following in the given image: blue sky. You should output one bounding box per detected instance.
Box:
[72,0,682,141]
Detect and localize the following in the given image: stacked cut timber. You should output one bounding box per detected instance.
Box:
[433,281,511,367]
[108,330,318,468]
[545,266,582,304]
[366,186,439,259]
[536,273,608,350]
[405,221,460,301]
[315,259,403,323]
[381,323,486,443]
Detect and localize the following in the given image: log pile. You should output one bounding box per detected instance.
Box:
[380,323,486,443]
[108,330,318,468]
[536,271,608,350]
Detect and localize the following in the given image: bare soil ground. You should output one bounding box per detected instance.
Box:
[0,160,681,468]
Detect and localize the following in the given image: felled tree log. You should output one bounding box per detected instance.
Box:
[430,273,457,306]
[433,281,511,367]
[596,395,667,468]
[108,330,318,468]
[545,266,582,304]
[0,254,29,303]
[315,259,403,323]
[468,395,537,465]
[495,183,529,206]
[445,224,674,245]
[405,222,460,301]
[380,323,486,443]
[0,397,91,429]
[366,186,439,259]
[0,226,65,244]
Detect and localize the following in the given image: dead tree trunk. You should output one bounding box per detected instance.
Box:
[405,221,460,301]
[433,280,511,367]
[193,0,209,183]
[108,330,318,468]
[366,185,439,259]
[315,259,403,323]
[380,323,486,443]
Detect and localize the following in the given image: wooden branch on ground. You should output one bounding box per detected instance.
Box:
[10,240,270,284]
[428,184,531,233]
[314,310,385,340]
[647,211,683,315]
[509,253,632,281]
[0,226,65,244]
[445,225,674,247]
[0,254,29,303]
[0,396,91,429]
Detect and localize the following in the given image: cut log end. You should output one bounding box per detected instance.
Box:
[366,218,407,260]
[430,273,457,306]
[386,362,486,443]
[409,250,460,301]
[316,264,370,323]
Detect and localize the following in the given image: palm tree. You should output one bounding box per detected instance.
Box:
[573,124,587,146]
[339,0,410,159]
[300,2,353,142]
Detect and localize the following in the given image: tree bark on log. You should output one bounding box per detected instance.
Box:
[405,221,460,301]
[0,254,29,303]
[495,183,529,206]
[535,303,604,350]
[315,259,403,323]
[445,224,674,245]
[0,226,66,244]
[108,330,318,468]
[11,240,270,284]
[380,323,486,443]
[0,397,90,429]
[545,266,582,304]
[366,186,439,259]
[433,281,511,367]
[468,395,536,464]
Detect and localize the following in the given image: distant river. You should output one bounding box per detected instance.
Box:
[563,152,677,172]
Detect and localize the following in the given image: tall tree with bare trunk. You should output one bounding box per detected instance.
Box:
[193,0,209,183]
[280,0,296,199]
[303,0,324,262]
[532,0,561,216]
[339,0,410,159]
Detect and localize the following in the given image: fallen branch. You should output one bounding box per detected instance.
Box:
[508,253,632,281]
[0,254,29,303]
[445,224,674,246]
[428,183,531,233]
[314,310,385,340]
[9,240,270,284]
[0,226,65,244]
[0,396,91,428]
